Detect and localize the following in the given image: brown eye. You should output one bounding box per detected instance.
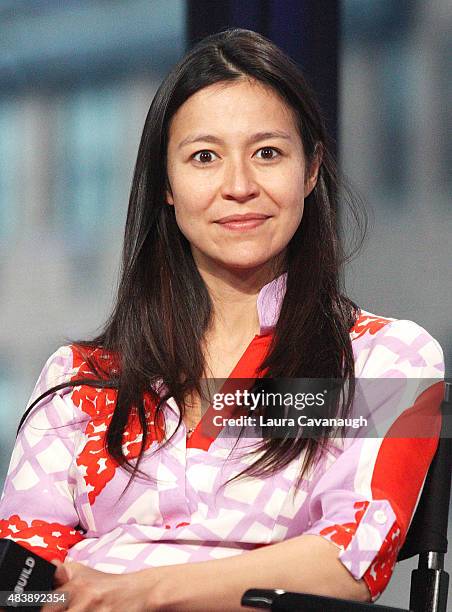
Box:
[256,147,280,160]
[192,150,218,163]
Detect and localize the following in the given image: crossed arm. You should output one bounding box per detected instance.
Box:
[40,534,370,612]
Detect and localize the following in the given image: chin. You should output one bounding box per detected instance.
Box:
[219,256,276,271]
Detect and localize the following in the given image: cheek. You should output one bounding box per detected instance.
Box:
[173,204,196,240]
[171,196,208,244]
[170,172,213,213]
[268,167,305,204]
[280,204,304,245]
[276,181,305,221]
[274,187,305,245]
[171,164,213,197]
[174,198,207,224]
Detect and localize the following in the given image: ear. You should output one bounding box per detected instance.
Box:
[165,179,174,206]
[303,143,323,199]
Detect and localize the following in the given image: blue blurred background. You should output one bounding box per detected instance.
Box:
[0,1,450,606]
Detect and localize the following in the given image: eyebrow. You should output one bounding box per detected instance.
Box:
[177,130,292,150]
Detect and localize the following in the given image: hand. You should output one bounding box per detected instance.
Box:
[41,560,167,612]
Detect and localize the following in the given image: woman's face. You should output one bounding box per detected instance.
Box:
[166,78,320,275]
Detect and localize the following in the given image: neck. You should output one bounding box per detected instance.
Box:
[196,260,281,349]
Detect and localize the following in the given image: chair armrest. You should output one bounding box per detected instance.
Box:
[241,589,409,611]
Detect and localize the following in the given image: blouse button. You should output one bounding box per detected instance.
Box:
[373,510,387,525]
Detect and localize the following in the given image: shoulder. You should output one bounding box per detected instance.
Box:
[19,345,82,434]
[24,344,117,424]
[30,345,76,396]
[66,344,119,379]
[350,310,396,341]
[38,344,119,381]
[350,309,444,378]
[32,344,109,382]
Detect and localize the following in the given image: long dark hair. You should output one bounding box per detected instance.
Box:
[19,28,366,485]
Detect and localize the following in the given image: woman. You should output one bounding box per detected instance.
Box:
[0,29,444,611]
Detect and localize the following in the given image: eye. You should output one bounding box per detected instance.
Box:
[191,150,218,164]
[255,147,281,160]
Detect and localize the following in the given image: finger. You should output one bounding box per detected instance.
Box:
[58,593,94,612]
[41,599,68,612]
[53,562,72,587]
[41,590,71,612]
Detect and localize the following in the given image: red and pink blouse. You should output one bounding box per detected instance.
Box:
[0,274,444,601]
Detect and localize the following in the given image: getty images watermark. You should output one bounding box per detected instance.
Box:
[211,388,367,430]
[194,378,447,439]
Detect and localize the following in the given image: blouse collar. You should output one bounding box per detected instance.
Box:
[256,272,287,334]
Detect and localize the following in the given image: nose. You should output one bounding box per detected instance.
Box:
[220,156,260,203]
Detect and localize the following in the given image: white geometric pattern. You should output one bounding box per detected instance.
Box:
[92,562,128,573]
[36,439,73,473]
[104,542,150,561]
[7,440,24,473]
[118,489,162,524]
[277,487,308,520]
[0,280,445,604]
[186,463,219,494]
[356,523,384,550]
[11,460,40,491]
[222,476,266,504]
[263,487,289,519]
[23,410,52,447]
[144,544,192,566]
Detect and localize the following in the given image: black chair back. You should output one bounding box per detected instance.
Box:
[398,381,452,561]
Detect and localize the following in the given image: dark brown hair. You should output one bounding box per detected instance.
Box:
[19,28,366,486]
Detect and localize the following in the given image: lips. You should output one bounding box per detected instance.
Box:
[216,213,271,224]
[214,213,271,232]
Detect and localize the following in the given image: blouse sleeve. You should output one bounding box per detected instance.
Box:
[0,346,85,562]
[303,319,445,601]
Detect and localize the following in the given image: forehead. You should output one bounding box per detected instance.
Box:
[168,79,299,139]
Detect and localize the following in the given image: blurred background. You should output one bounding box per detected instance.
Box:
[0,0,450,606]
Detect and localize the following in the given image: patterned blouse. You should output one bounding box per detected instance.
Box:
[0,274,444,602]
